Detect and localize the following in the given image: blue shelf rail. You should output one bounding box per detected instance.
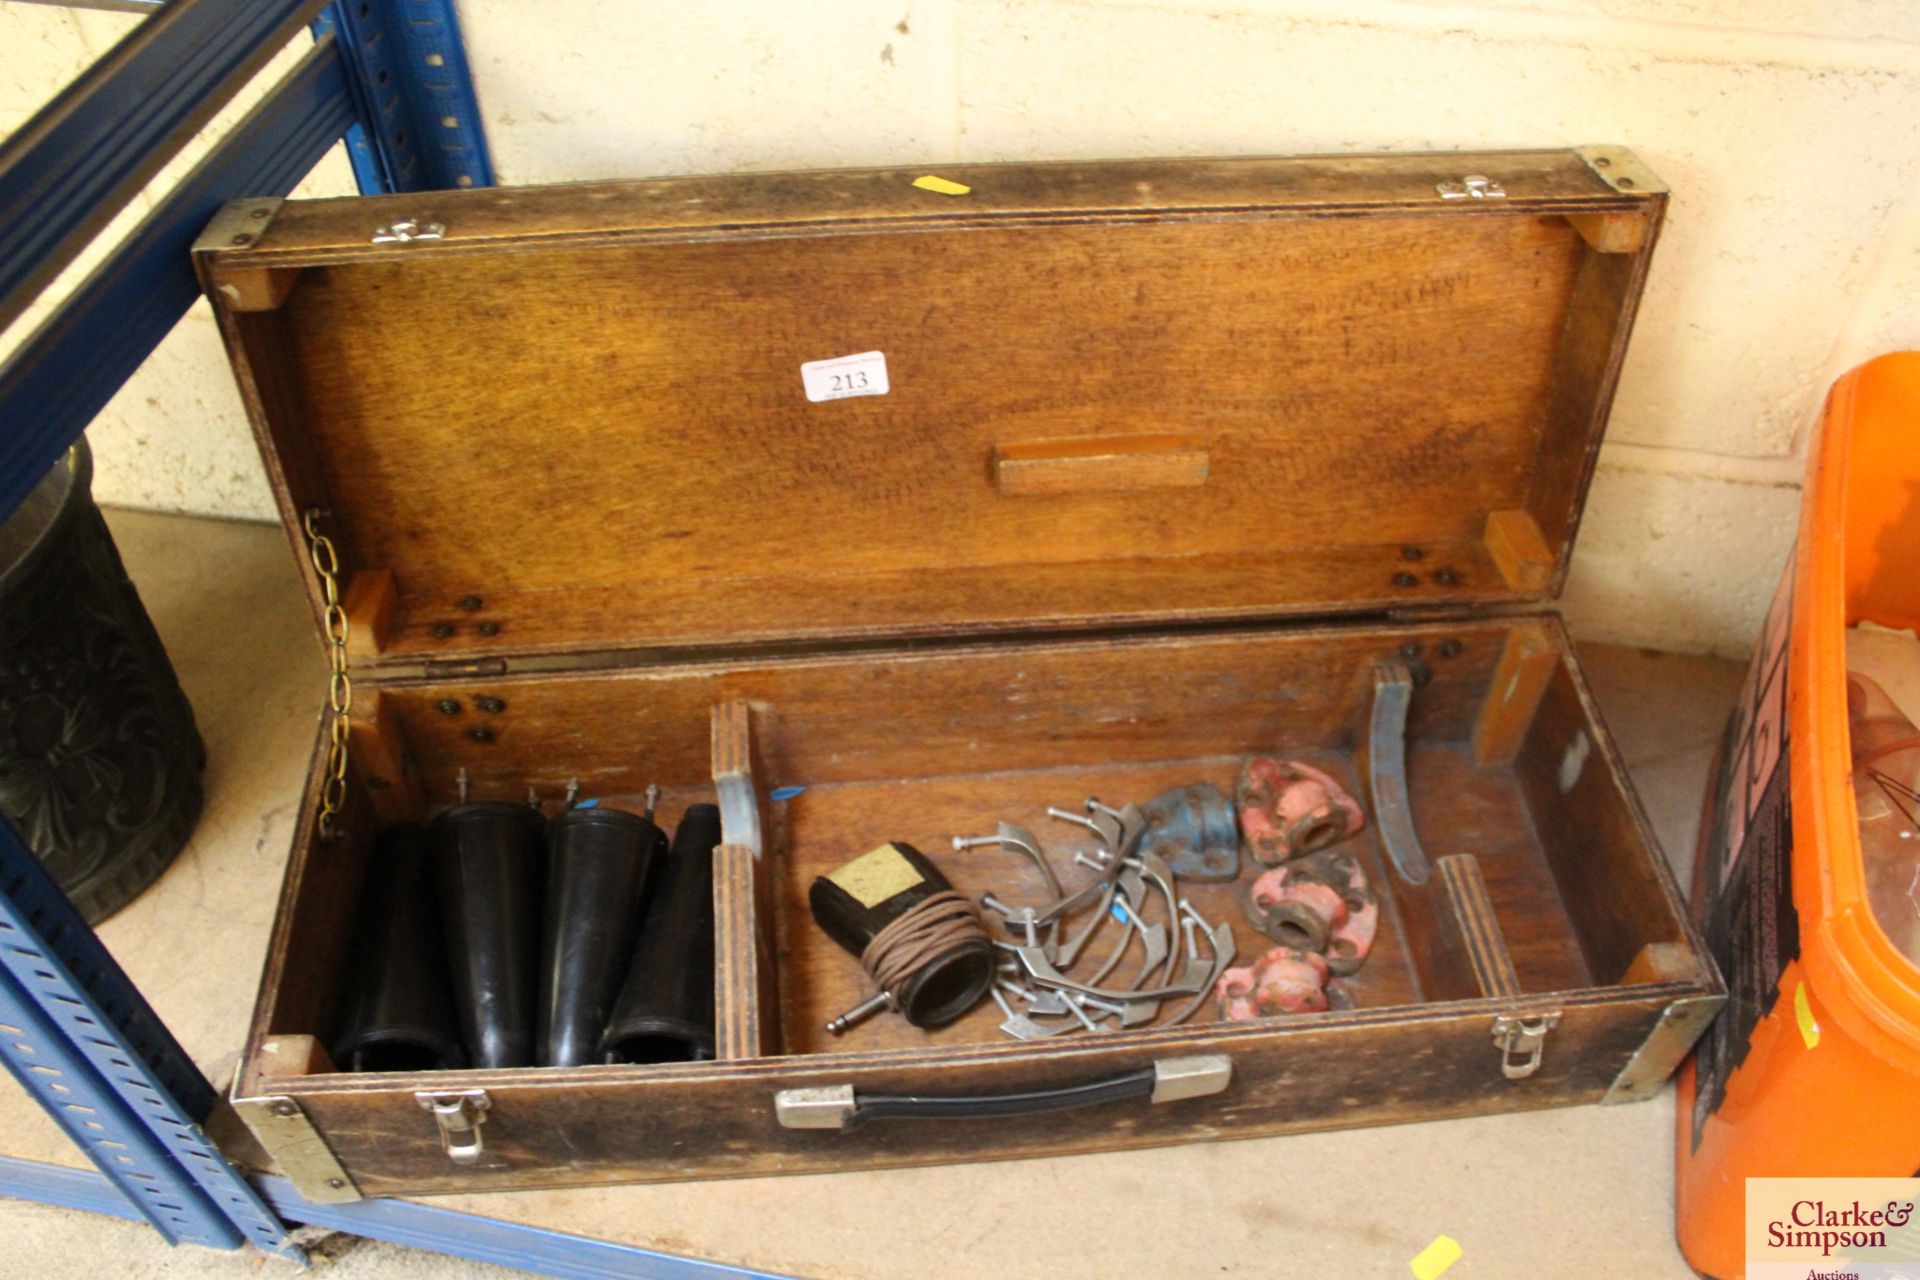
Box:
[0,0,537,1267]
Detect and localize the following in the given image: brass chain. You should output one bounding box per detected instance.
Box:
[303,509,352,841]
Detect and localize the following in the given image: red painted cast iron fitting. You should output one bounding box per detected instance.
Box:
[1235,757,1364,866]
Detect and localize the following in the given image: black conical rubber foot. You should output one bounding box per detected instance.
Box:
[601,803,721,1064]
[331,824,464,1073]
[430,801,546,1069]
[538,806,663,1067]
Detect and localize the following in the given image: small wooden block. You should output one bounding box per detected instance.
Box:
[1622,941,1696,985]
[346,689,422,822]
[256,1033,336,1078]
[993,434,1209,497]
[1472,621,1558,766]
[342,568,399,662]
[1566,211,1648,255]
[211,266,302,312]
[1484,508,1555,594]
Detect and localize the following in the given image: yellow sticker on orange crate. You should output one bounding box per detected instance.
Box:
[1794,980,1821,1048]
[912,174,972,196]
[1409,1235,1463,1280]
[826,844,923,908]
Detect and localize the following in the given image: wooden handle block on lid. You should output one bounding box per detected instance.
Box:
[993,434,1209,497]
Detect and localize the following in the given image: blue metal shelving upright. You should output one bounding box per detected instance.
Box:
[0,4,767,1275]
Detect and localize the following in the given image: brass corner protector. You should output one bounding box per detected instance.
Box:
[1577,146,1669,197]
[231,1094,362,1203]
[1602,993,1724,1105]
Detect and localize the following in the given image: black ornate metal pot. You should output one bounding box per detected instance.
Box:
[0,440,204,921]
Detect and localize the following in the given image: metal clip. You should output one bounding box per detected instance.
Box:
[774,1084,858,1130]
[371,217,446,244]
[1491,1012,1560,1079]
[415,1089,491,1163]
[1436,174,1506,200]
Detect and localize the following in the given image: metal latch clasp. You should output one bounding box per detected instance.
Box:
[1491,1012,1560,1080]
[1436,174,1506,200]
[371,217,445,244]
[415,1089,490,1163]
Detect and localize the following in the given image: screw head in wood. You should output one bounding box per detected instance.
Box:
[1437,639,1463,658]
[1392,572,1418,588]
[476,696,506,714]
[436,699,461,716]
[466,726,495,744]
[1432,567,1459,586]
[476,621,500,636]
[456,595,483,611]
[431,622,455,639]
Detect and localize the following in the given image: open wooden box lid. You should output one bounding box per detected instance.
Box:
[195,147,1665,673]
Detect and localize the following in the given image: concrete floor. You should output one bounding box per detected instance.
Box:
[0,507,1747,1280]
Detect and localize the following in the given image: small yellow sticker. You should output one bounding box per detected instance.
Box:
[1794,980,1820,1048]
[1410,1235,1463,1280]
[912,174,972,197]
[826,843,924,908]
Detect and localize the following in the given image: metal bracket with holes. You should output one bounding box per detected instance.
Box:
[313,0,494,194]
[0,820,300,1256]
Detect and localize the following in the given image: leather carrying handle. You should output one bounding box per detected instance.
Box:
[774,1053,1231,1130]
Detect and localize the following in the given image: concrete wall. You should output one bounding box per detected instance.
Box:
[7,1,1920,655]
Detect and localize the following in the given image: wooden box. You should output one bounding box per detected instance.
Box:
[195,146,1722,1201]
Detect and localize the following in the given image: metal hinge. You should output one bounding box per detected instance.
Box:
[371,217,445,244]
[1387,604,1486,624]
[1436,174,1505,200]
[416,1089,491,1164]
[1491,1011,1561,1080]
[231,1095,362,1203]
[423,657,509,681]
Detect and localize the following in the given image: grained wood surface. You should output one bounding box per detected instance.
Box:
[372,620,1508,805]
[769,746,1596,1057]
[204,149,1694,1197]
[195,152,1664,664]
[263,983,1689,1197]
[234,616,1716,1196]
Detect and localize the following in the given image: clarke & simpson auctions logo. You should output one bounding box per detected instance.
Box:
[1766,1200,1917,1256]
[1746,1180,1920,1280]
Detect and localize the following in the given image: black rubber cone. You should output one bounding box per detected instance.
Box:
[330,824,464,1073]
[601,803,721,1064]
[538,806,663,1067]
[430,801,546,1069]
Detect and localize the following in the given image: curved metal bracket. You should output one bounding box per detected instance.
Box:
[1368,662,1433,884]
